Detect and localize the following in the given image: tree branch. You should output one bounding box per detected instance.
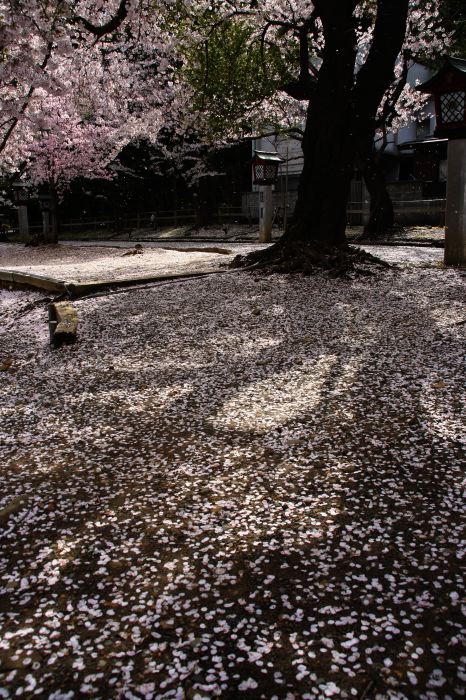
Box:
[0,41,54,156]
[376,53,409,130]
[352,0,410,137]
[280,11,319,101]
[73,0,129,38]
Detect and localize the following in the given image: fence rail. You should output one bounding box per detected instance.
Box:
[347,198,445,226]
[23,198,447,238]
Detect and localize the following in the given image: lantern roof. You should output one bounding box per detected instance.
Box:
[12,180,31,188]
[417,56,466,94]
[397,136,447,151]
[253,150,284,163]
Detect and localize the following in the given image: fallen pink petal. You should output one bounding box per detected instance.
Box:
[0,240,464,698]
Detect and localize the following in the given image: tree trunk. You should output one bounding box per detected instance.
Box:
[285,1,357,248]
[232,0,410,274]
[363,154,394,237]
[351,0,409,241]
[43,181,59,244]
[285,0,409,252]
[50,184,59,244]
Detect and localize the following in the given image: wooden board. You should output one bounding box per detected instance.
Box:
[48,301,78,347]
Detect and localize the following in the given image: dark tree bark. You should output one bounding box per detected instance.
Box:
[48,183,59,244]
[73,0,129,38]
[362,148,395,237]
[234,0,409,274]
[41,182,59,245]
[285,0,357,248]
[359,56,409,239]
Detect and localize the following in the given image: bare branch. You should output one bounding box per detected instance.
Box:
[376,53,409,130]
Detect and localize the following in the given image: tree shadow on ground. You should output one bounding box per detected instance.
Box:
[0,267,464,697]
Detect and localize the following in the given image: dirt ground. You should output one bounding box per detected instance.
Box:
[0,243,464,699]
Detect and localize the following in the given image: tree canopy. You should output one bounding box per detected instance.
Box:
[0,0,183,192]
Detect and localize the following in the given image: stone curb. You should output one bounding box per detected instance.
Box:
[0,269,66,293]
[0,268,223,297]
[66,269,223,297]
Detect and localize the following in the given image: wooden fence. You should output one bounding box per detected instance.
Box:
[346,198,446,226]
[24,198,446,238]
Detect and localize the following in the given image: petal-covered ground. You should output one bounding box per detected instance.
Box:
[0,246,465,699]
[0,243,259,283]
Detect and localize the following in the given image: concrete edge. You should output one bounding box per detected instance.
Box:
[0,269,66,293]
[0,267,227,297]
[65,269,225,297]
[67,236,443,247]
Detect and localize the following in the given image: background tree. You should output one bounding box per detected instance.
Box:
[184,1,452,243]
[359,76,428,238]
[2,0,458,263]
[0,0,182,241]
[357,1,453,238]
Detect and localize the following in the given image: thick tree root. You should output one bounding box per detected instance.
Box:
[230,240,392,278]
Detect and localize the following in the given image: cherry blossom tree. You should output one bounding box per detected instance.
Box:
[1,0,453,259]
[357,2,452,237]
[26,107,121,241]
[0,0,182,241]
[186,0,452,266]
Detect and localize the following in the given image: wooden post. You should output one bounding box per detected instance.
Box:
[48,301,78,348]
[18,205,29,236]
[259,185,273,243]
[445,138,466,267]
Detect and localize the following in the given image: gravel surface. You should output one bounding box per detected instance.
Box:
[0,249,465,699]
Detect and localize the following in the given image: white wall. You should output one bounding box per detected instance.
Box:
[392,63,436,151]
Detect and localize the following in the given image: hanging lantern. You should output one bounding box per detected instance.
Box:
[12,182,30,204]
[417,56,466,139]
[252,150,283,185]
